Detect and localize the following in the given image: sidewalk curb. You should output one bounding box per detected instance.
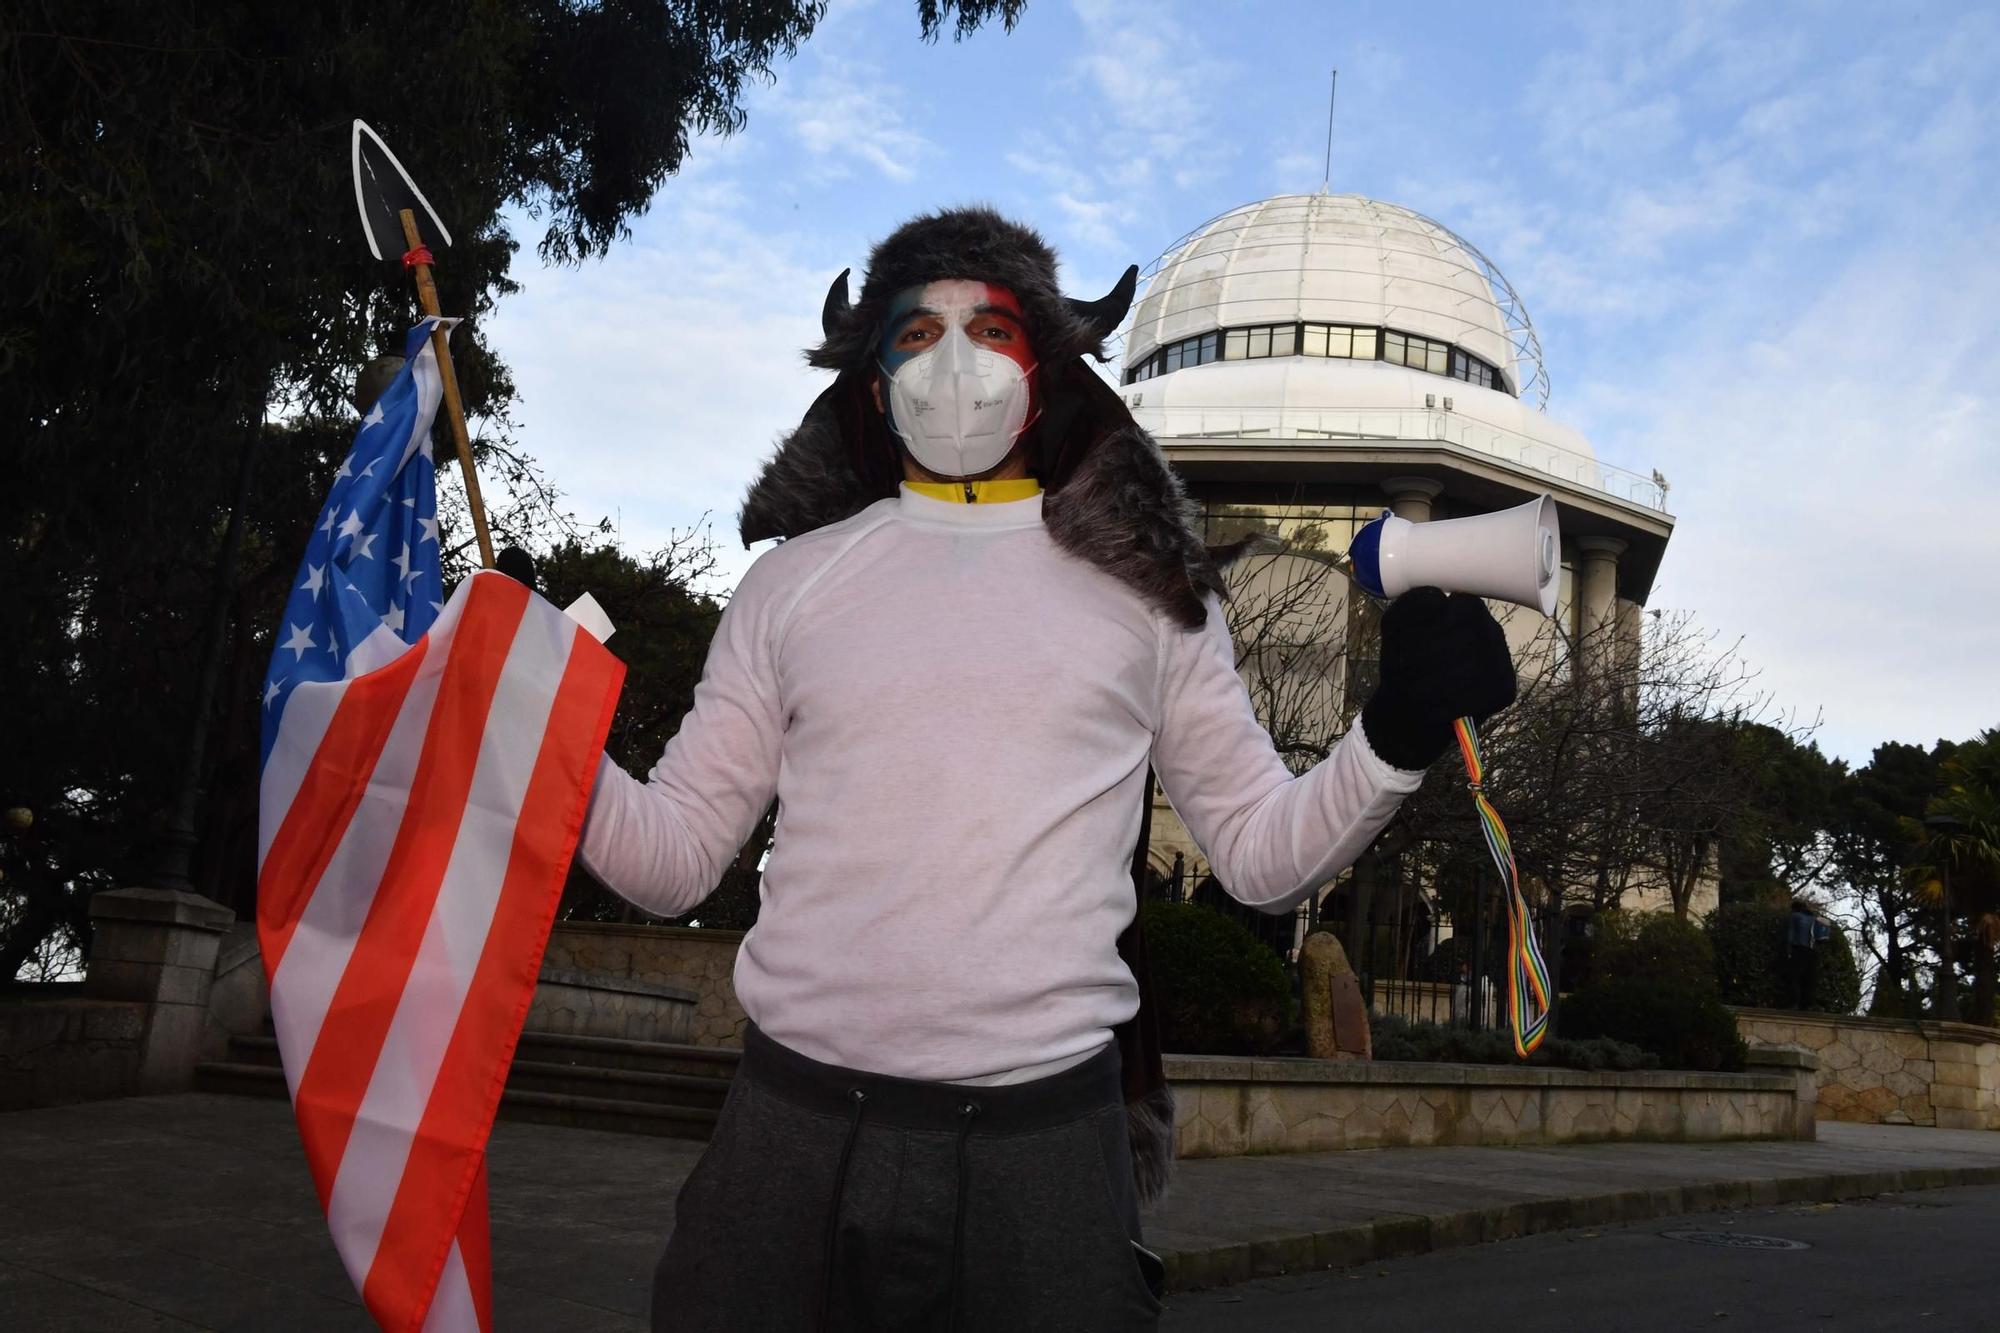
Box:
[1159,1163,2000,1291]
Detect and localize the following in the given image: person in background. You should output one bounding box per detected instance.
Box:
[1787,898,1822,1008]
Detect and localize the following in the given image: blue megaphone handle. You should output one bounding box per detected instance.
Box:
[1347,509,1393,600]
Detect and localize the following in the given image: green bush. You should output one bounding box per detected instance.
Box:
[1704,902,1861,1015]
[1560,978,1748,1072]
[1369,1013,1657,1072]
[1706,903,1786,1007]
[1142,901,1296,1055]
[1815,926,1862,1015]
[1592,910,1717,991]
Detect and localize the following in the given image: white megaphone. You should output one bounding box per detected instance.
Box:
[1346,493,1561,617]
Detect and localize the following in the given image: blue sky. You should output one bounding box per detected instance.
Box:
[481,0,2000,765]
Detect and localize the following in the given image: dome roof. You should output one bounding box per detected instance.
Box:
[1123,193,1547,405]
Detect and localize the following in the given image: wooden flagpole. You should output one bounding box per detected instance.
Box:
[398,207,496,569]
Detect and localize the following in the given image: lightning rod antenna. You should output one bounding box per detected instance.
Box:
[1322,68,1338,191]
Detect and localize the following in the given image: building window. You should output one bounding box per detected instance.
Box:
[1384,330,1449,375]
[1449,349,1497,389]
[1139,330,1222,380]
[1222,323,1298,362]
[1300,324,1379,361]
[1202,501,1377,553]
[1126,321,1500,393]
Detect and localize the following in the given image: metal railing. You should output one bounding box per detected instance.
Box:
[1150,870,1566,1043]
[1137,403,1667,512]
[1356,889,1566,1038]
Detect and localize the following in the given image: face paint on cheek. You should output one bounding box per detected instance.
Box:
[966,285,1039,438]
[878,281,1036,374]
[876,279,1042,476]
[878,287,929,377]
[963,283,1036,374]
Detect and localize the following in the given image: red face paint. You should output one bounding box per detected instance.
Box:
[878,281,1036,375]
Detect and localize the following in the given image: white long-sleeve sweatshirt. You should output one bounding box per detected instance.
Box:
[578,485,1422,1082]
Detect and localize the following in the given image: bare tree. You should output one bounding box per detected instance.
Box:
[1396,606,1805,923]
[1221,544,1355,776]
[1210,544,1812,1002]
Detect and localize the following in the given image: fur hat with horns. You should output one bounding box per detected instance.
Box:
[737,205,1224,629]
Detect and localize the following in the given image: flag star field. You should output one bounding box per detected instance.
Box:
[260,318,452,763]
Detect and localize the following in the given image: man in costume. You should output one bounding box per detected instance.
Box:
[578,207,1515,1331]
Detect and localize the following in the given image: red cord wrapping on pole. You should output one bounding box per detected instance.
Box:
[402,246,434,270]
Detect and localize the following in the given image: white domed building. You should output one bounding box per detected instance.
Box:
[1122,193,1689,979]
[1121,192,1669,588]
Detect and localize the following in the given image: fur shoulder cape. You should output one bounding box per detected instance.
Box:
[737,353,1225,629]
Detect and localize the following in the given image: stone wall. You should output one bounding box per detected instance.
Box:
[202,924,269,1059]
[526,970,697,1044]
[0,993,146,1110]
[85,887,233,1094]
[1735,1007,2000,1130]
[542,922,747,1047]
[1166,1053,1806,1159]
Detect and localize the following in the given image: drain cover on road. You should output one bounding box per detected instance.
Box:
[1659,1230,1811,1250]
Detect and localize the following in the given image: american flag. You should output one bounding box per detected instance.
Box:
[258,320,625,1331]
[261,318,451,759]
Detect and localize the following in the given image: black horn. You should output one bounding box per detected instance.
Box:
[821,268,853,339]
[1066,264,1140,339]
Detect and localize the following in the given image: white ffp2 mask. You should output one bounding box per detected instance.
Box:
[882,323,1036,478]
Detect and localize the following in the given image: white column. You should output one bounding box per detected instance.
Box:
[1575,536,1626,666]
[1382,476,1442,523]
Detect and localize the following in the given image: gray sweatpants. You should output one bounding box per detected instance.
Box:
[652,1022,1166,1331]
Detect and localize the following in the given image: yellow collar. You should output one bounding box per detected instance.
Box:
[905,478,1043,504]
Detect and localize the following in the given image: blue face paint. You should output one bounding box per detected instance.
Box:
[877,286,928,377]
[877,285,936,439]
[875,281,1039,465]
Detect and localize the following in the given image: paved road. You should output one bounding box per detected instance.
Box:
[1161,1183,2000,1332]
[8,1094,1999,1330]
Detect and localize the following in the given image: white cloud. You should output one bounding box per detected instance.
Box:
[1070,0,1222,132]
[1053,192,1127,251]
[1002,0,1243,260]
[1372,3,2000,758]
[1006,143,1093,196]
[771,52,938,183]
[483,194,833,589]
[1610,235,2000,761]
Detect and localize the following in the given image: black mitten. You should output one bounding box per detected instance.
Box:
[1359,587,1517,771]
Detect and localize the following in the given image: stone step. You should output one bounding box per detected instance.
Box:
[515,1030,742,1081]
[227,1029,743,1082]
[506,1059,731,1109]
[498,1088,720,1140]
[195,1060,291,1101]
[192,1061,723,1141]
[222,1033,284,1068]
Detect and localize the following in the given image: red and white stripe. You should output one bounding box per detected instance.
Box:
[259,572,623,1332]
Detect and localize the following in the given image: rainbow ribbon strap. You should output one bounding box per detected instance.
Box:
[1452,716,1552,1057]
